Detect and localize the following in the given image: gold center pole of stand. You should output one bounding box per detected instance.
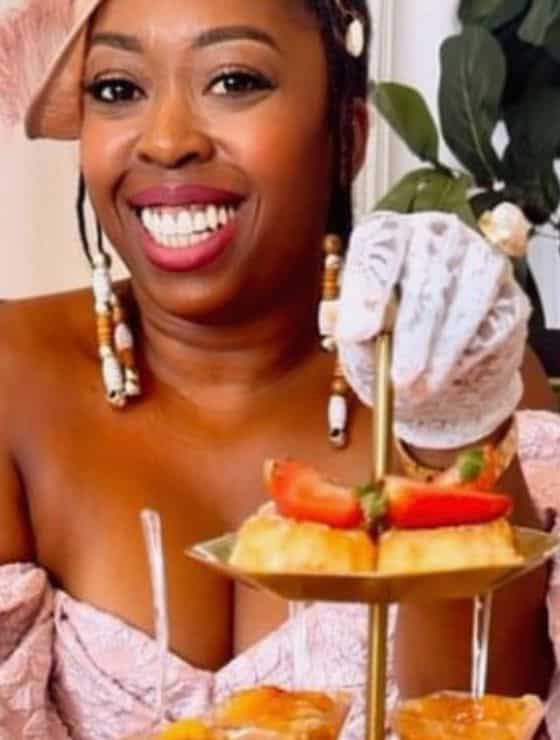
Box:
[366,332,393,740]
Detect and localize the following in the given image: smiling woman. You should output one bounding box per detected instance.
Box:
[79,0,336,325]
[0,1,558,739]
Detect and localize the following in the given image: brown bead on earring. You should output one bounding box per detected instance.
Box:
[317,234,350,448]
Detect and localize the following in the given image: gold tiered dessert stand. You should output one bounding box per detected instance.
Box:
[187,331,559,740]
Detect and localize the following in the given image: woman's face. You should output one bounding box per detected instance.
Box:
[81,0,340,322]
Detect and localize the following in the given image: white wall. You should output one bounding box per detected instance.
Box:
[0,129,87,298]
[0,126,128,299]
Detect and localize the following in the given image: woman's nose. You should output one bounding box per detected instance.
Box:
[136,94,214,169]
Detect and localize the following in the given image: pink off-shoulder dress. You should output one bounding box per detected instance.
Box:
[1,410,559,740]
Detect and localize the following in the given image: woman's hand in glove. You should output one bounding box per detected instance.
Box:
[336,211,531,449]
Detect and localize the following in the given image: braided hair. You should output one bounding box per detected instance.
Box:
[304,0,371,241]
[77,0,372,259]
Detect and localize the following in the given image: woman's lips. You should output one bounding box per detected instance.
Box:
[128,185,244,273]
[137,215,238,273]
[129,184,244,208]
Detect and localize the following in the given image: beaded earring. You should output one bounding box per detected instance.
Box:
[318,235,351,448]
[92,253,141,407]
[77,176,141,408]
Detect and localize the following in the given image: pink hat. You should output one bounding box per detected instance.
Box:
[26,0,105,139]
[0,0,105,140]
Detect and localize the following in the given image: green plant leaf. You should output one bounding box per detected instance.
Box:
[374,169,433,213]
[375,168,477,229]
[505,87,560,165]
[502,86,560,222]
[544,18,560,62]
[412,171,477,228]
[501,154,560,223]
[459,0,528,29]
[469,190,504,219]
[439,26,505,185]
[373,82,439,164]
[519,0,560,46]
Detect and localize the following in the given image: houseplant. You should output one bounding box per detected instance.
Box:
[372,0,560,374]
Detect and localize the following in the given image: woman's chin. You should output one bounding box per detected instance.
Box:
[129,273,252,326]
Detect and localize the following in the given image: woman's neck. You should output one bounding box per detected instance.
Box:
[130,281,322,411]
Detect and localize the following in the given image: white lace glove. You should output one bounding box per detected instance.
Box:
[336,211,531,449]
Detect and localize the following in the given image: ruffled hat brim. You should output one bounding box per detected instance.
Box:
[25,0,104,140]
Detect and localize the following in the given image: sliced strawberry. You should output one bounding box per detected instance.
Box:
[264,459,364,529]
[383,476,512,530]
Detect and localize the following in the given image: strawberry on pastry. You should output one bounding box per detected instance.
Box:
[231,460,519,575]
[381,476,512,530]
[265,459,512,531]
[264,459,364,529]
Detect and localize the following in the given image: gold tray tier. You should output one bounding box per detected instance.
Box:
[187,526,559,604]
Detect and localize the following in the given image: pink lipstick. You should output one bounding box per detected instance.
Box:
[129,184,244,273]
[129,184,243,208]
[138,217,238,273]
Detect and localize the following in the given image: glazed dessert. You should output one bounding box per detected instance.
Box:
[157,719,213,740]
[212,686,349,739]
[229,458,521,575]
[390,691,544,739]
[149,687,349,740]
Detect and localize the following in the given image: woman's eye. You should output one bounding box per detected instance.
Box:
[85,78,144,104]
[209,71,272,96]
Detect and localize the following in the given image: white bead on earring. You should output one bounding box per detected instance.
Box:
[345,17,365,58]
[329,360,350,448]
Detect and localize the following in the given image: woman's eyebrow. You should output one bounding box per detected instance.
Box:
[88,27,279,55]
[89,32,143,53]
[191,25,280,52]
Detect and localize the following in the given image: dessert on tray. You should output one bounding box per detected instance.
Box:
[390,691,544,740]
[144,687,349,740]
[212,686,349,739]
[229,456,522,575]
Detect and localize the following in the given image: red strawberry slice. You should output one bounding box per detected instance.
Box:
[383,476,512,530]
[264,459,364,529]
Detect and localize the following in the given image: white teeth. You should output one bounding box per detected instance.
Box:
[139,202,238,249]
[141,209,153,230]
[193,210,207,232]
[178,210,192,232]
[162,213,175,236]
[207,205,219,230]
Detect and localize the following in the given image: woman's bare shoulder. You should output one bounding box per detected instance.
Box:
[0,287,96,369]
[0,288,100,425]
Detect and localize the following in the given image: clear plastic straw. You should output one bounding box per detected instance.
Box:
[141,509,170,726]
[288,601,310,689]
[471,591,493,699]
